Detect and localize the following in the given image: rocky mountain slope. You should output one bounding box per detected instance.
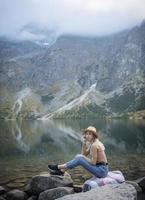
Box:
[0,21,145,119]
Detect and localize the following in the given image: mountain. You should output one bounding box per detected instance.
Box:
[0,21,145,119]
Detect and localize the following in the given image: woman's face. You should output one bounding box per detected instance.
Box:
[85,131,94,142]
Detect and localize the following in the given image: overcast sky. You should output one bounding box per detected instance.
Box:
[0,0,145,39]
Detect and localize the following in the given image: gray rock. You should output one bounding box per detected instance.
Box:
[0,197,6,200]
[0,186,6,195]
[38,187,74,200]
[136,177,145,191]
[73,185,83,193]
[126,181,143,200]
[126,181,142,193]
[27,196,38,200]
[25,173,73,195]
[6,189,28,200]
[57,183,137,200]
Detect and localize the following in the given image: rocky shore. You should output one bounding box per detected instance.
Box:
[0,172,145,200]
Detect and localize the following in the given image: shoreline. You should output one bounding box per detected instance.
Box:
[0,172,145,200]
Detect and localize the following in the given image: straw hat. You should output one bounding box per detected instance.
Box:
[84,126,98,138]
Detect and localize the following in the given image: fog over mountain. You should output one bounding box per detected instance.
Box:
[0,0,145,39]
[0,1,145,119]
[0,20,145,119]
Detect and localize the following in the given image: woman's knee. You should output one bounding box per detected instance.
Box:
[74,154,86,164]
[75,154,84,159]
[75,155,87,165]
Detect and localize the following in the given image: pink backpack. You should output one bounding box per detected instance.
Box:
[83,171,125,192]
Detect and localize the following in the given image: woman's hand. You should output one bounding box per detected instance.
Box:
[81,135,87,145]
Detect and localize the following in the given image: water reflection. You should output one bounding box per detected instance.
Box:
[103,119,145,153]
[12,122,30,153]
[0,119,81,160]
[0,119,145,157]
[0,118,145,188]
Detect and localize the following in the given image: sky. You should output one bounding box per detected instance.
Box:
[0,0,145,39]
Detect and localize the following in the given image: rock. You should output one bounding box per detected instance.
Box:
[0,197,6,200]
[38,187,74,200]
[25,173,73,195]
[7,182,25,189]
[57,183,137,200]
[73,185,83,193]
[27,196,38,200]
[136,177,145,191]
[126,181,142,193]
[0,186,6,195]
[126,180,142,200]
[6,189,28,200]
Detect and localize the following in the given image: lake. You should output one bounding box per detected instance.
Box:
[0,118,145,189]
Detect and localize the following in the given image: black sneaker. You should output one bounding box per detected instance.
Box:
[48,164,58,172]
[50,169,64,176]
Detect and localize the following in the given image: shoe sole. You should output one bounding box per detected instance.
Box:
[48,168,64,176]
[50,172,63,176]
[48,167,57,173]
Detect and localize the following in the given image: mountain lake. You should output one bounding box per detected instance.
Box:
[0,118,145,190]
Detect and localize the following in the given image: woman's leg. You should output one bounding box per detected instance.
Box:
[58,154,108,178]
[58,154,83,169]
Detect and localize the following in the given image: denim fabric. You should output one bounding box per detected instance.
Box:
[65,154,108,178]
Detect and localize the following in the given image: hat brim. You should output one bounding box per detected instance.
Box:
[83,129,98,137]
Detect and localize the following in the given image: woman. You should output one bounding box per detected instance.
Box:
[48,126,108,178]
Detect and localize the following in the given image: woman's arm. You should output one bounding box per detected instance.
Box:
[81,143,90,156]
[81,145,98,164]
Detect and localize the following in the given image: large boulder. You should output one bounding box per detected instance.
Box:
[38,187,74,200]
[27,196,37,200]
[136,177,145,191]
[0,197,6,200]
[57,183,137,200]
[25,173,73,195]
[126,180,143,200]
[0,186,6,195]
[73,185,83,193]
[6,189,28,200]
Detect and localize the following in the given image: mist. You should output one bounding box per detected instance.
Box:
[0,0,145,39]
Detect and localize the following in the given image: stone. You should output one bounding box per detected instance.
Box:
[38,187,74,200]
[25,173,73,195]
[57,183,137,200]
[27,196,38,200]
[126,181,142,193]
[0,197,6,200]
[136,177,145,191]
[0,186,6,195]
[7,182,25,189]
[73,185,83,193]
[6,189,28,200]
[126,180,142,200]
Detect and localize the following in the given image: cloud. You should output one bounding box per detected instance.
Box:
[0,0,145,39]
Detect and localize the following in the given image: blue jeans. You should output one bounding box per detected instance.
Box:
[65,154,108,178]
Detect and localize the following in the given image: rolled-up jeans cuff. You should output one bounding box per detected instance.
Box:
[65,162,72,169]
